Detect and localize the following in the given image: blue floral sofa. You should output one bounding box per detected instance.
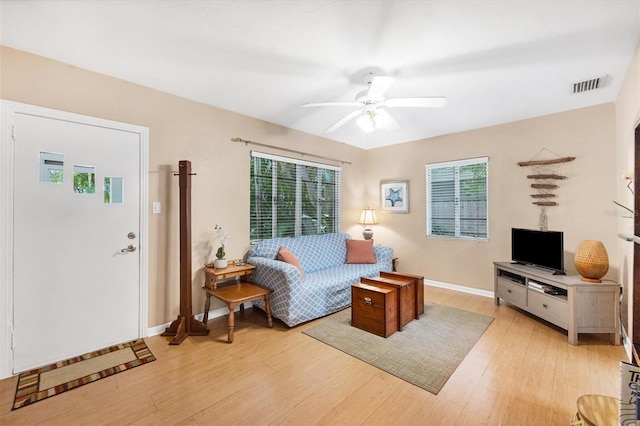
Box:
[247,232,393,327]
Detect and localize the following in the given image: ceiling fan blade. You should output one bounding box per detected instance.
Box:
[385,97,447,108]
[376,109,399,130]
[367,76,394,98]
[303,102,360,108]
[326,110,362,133]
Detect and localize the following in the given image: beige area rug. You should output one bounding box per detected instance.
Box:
[13,339,155,410]
[303,303,494,394]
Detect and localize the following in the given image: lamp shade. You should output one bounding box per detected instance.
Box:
[358,208,377,240]
[358,209,378,225]
[574,240,609,283]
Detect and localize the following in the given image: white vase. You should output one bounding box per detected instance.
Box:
[214,259,228,269]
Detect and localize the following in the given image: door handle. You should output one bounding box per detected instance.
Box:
[121,244,137,253]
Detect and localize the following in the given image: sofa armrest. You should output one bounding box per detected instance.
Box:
[247,256,304,292]
[374,245,394,271]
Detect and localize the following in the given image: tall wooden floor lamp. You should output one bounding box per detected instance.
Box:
[162,160,210,344]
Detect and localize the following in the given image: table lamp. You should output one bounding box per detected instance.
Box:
[358,208,378,240]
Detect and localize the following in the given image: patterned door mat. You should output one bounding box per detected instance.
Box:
[13,339,155,410]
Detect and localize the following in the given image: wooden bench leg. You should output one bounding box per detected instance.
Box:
[264,295,273,328]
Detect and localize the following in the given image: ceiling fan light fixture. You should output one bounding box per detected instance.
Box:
[357,109,391,132]
[304,71,446,133]
[357,112,376,132]
[375,110,389,128]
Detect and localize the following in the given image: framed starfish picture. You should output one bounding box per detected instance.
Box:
[380,180,409,213]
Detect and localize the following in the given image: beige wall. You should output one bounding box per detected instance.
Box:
[366,104,618,291]
[0,44,631,330]
[0,46,367,327]
[615,41,640,343]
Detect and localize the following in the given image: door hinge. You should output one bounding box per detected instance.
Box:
[11,124,16,141]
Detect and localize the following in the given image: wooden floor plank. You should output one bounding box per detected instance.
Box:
[0,285,627,425]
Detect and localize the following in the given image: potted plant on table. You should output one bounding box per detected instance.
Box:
[214,225,230,269]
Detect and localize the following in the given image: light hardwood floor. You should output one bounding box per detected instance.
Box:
[0,286,627,425]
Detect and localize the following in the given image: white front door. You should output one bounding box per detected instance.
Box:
[6,104,147,373]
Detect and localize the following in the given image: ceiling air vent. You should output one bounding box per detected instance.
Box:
[572,76,607,94]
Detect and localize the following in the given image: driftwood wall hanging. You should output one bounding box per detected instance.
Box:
[518,149,575,231]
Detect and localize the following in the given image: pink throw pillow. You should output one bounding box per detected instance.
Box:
[345,239,376,264]
[278,247,304,279]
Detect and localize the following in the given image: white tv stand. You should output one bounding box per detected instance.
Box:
[494,262,620,345]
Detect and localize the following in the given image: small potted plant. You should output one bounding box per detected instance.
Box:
[214,225,230,269]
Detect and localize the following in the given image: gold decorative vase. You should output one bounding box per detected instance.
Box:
[574,240,609,283]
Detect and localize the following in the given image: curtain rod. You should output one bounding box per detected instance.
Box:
[230,137,351,165]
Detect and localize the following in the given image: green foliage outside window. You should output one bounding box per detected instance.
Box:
[104,177,111,203]
[250,155,340,241]
[74,171,95,194]
[48,169,64,183]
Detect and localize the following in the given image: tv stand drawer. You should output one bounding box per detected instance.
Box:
[528,290,567,327]
[496,277,526,307]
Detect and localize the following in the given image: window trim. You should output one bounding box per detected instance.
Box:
[425,156,489,241]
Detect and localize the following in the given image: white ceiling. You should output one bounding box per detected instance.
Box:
[1,0,639,149]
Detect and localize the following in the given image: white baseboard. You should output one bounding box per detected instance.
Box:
[424,279,494,299]
[146,282,493,337]
[146,303,253,337]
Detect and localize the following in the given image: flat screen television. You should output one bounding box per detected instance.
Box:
[511,228,565,274]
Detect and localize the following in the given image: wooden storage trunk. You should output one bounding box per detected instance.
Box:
[379,271,425,317]
[351,282,398,337]
[361,275,416,330]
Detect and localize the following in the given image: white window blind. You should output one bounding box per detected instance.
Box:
[250,151,341,241]
[425,157,488,240]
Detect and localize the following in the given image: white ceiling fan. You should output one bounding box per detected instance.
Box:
[303,72,447,133]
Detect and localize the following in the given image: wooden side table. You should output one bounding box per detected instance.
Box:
[202,262,273,343]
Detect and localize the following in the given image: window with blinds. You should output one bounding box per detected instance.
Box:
[425,157,488,240]
[250,151,341,242]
